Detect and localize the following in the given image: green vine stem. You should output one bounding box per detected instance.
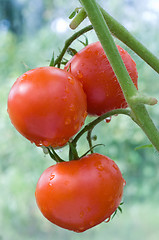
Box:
[79,0,159,151]
[87,129,94,153]
[72,109,131,146]
[70,6,159,74]
[100,7,159,74]
[50,25,93,67]
[47,147,65,162]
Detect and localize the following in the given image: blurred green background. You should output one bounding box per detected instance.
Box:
[0,0,159,239]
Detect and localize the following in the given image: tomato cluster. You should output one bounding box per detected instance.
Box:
[7,41,137,232]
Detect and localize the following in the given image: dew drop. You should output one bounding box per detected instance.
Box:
[68,76,74,84]
[112,164,118,171]
[69,104,75,111]
[65,118,71,125]
[50,174,55,181]
[77,70,83,79]
[35,141,43,147]
[123,179,126,187]
[83,110,87,119]
[105,217,111,223]
[49,182,53,186]
[80,211,84,218]
[65,86,69,93]
[108,196,113,202]
[73,114,78,121]
[97,164,104,171]
[62,96,67,102]
[105,117,112,123]
[42,140,50,146]
[78,226,85,231]
[89,221,95,226]
[95,161,104,171]
[74,122,79,130]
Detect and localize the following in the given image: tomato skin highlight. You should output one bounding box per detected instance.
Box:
[35,153,125,232]
[65,41,138,116]
[7,67,87,147]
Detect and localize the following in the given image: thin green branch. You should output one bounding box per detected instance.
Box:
[72,109,131,146]
[48,147,65,162]
[87,129,94,153]
[51,25,93,67]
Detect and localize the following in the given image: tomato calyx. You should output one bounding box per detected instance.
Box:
[109,202,124,221]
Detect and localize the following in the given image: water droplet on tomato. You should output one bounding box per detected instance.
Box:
[65,86,69,93]
[105,217,111,223]
[65,118,71,125]
[50,174,55,180]
[20,73,27,81]
[95,161,104,171]
[69,104,75,111]
[35,141,42,147]
[78,226,85,231]
[83,110,87,119]
[123,179,126,187]
[108,196,113,202]
[112,164,118,171]
[42,140,50,146]
[105,117,111,123]
[48,182,53,186]
[73,114,78,121]
[68,76,74,84]
[89,221,95,226]
[62,96,67,102]
[97,164,104,171]
[80,211,84,218]
[77,70,83,79]
[74,122,79,130]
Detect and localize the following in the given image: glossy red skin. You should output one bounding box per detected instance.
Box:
[35,153,125,232]
[7,67,87,147]
[65,42,138,116]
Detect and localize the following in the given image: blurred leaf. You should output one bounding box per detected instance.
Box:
[135,144,153,151]
[69,11,76,19]
[67,47,78,56]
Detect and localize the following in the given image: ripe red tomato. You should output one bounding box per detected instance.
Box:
[35,153,125,232]
[7,67,87,147]
[64,42,138,116]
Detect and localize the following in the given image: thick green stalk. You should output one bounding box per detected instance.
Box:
[80,0,159,151]
[100,7,159,74]
[80,0,137,99]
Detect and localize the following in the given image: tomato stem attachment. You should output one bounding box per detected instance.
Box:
[47,147,65,162]
[68,141,79,161]
[80,144,105,158]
